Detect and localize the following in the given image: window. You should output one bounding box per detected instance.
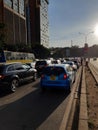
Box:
[43,67,65,76]
[14,64,23,70]
[4,0,13,8]
[22,64,30,69]
[7,65,15,72]
[19,0,25,16]
[13,0,19,12]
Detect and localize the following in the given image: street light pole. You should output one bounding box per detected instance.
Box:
[79,31,94,58]
[79,31,94,43]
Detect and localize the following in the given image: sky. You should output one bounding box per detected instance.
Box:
[48,0,98,48]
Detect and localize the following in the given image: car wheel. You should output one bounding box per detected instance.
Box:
[33,72,37,81]
[10,79,19,92]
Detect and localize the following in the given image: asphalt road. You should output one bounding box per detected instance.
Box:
[0,79,70,130]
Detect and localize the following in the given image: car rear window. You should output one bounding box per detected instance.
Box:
[36,61,47,66]
[43,66,66,76]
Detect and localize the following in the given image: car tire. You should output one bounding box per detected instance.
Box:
[10,79,19,92]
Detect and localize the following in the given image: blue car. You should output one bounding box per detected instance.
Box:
[40,64,75,91]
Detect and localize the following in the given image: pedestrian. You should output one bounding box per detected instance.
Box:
[86,58,88,66]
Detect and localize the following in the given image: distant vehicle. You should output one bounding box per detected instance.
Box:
[35,60,50,76]
[63,61,77,71]
[0,62,37,92]
[72,59,80,69]
[51,59,61,64]
[40,64,75,92]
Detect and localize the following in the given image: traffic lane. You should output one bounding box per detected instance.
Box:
[0,79,40,106]
[0,81,70,130]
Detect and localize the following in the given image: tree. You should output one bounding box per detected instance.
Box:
[32,44,50,59]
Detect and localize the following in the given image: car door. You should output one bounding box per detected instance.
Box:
[14,63,28,82]
[21,64,33,80]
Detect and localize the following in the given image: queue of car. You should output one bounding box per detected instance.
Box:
[0,58,81,93]
[35,58,80,92]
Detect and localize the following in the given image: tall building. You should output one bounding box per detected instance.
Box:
[0,0,27,46]
[28,0,49,48]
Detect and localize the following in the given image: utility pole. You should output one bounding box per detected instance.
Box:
[79,31,94,44]
[71,40,73,47]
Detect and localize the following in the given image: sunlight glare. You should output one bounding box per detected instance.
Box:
[94,24,98,36]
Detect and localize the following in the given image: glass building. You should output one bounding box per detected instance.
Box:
[28,0,49,48]
[4,0,25,16]
[0,0,27,45]
[40,0,49,48]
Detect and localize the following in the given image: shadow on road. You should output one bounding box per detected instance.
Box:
[0,88,69,130]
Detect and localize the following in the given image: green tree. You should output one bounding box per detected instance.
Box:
[32,44,50,59]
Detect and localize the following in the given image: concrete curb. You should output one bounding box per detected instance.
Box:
[59,67,82,130]
[78,66,88,130]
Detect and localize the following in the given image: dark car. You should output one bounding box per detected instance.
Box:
[0,62,37,92]
[35,60,50,76]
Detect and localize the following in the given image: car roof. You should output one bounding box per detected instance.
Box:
[46,63,70,68]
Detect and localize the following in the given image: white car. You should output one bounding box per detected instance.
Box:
[63,61,77,71]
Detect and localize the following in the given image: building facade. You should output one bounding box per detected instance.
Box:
[28,0,49,48]
[0,0,27,46]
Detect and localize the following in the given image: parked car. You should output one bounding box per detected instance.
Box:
[40,64,75,92]
[35,60,50,76]
[0,62,37,92]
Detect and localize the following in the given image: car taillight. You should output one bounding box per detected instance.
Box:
[0,75,5,79]
[64,74,67,79]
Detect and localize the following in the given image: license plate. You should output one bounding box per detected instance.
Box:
[50,75,56,80]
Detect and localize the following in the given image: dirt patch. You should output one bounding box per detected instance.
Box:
[85,67,98,130]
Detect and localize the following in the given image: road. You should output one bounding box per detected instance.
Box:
[0,79,70,130]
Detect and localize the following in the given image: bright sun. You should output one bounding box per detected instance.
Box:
[94,24,98,36]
